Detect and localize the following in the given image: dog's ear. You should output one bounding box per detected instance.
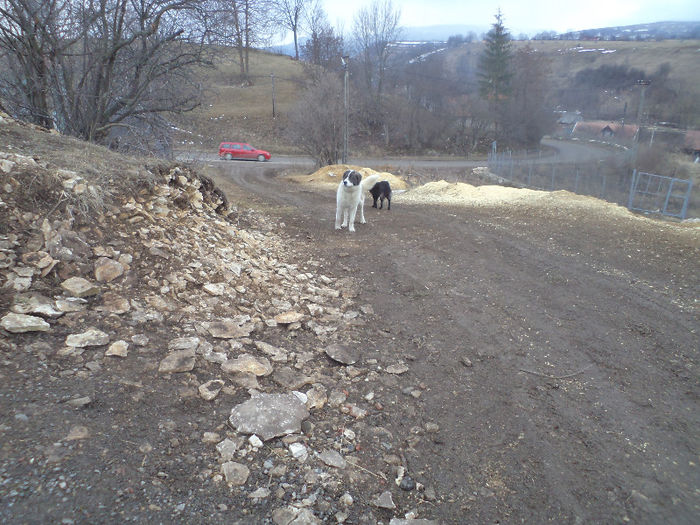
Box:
[342,170,352,179]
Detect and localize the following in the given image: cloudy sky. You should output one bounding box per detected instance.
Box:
[321,0,700,34]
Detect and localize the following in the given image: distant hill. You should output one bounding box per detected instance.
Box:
[267,21,700,57]
[558,21,700,41]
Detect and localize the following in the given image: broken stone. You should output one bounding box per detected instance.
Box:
[65,328,109,348]
[94,257,124,282]
[216,438,239,461]
[206,319,254,339]
[96,292,130,314]
[199,379,225,401]
[273,366,312,390]
[11,293,63,318]
[255,340,288,362]
[318,449,347,469]
[203,283,226,296]
[60,276,100,297]
[158,349,196,373]
[66,425,90,440]
[372,490,396,509]
[105,340,129,357]
[274,311,305,324]
[229,393,310,441]
[288,442,308,462]
[1,312,50,333]
[222,354,273,376]
[386,363,409,375]
[324,344,358,365]
[221,461,249,486]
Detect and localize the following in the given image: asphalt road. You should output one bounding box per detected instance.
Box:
[178,138,621,172]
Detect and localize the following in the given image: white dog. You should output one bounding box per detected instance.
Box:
[335,170,380,232]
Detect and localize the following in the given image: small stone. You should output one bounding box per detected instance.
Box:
[158,349,196,373]
[60,276,100,297]
[372,490,396,509]
[229,393,309,441]
[66,425,89,440]
[399,476,416,491]
[66,396,92,408]
[203,283,226,296]
[340,492,354,506]
[288,442,308,462]
[274,311,306,324]
[94,257,124,282]
[216,438,239,461]
[318,450,346,469]
[65,329,109,348]
[1,312,50,333]
[221,461,249,485]
[386,363,409,375]
[248,487,270,499]
[105,340,129,357]
[461,356,473,367]
[222,354,273,376]
[206,319,254,339]
[202,432,221,443]
[324,344,358,365]
[198,379,224,401]
[248,435,263,448]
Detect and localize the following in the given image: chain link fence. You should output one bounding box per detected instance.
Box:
[487,149,696,219]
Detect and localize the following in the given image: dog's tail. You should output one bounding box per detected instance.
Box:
[361,174,380,189]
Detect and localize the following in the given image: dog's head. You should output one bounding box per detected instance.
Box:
[341,170,362,188]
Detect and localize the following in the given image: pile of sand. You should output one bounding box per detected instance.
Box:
[288,164,408,190]
[397,180,549,206]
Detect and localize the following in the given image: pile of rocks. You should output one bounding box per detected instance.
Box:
[0,120,438,524]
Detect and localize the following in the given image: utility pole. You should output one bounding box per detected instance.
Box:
[341,56,349,164]
[633,79,650,168]
[271,73,276,118]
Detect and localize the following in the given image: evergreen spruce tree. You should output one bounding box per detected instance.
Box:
[478,10,513,142]
[478,10,513,102]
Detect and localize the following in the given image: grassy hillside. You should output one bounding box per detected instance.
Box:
[172,48,309,156]
[172,40,700,157]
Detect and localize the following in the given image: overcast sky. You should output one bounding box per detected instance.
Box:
[321,0,700,34]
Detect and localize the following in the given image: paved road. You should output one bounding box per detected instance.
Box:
[177,138,620,172]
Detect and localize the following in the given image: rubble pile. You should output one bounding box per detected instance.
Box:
[0,114,438,524]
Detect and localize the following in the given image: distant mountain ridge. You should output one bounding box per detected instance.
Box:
[267,21,700,56]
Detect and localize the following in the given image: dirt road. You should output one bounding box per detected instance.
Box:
[210,164,699,524]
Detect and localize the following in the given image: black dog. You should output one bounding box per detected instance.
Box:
[369,180,392,210]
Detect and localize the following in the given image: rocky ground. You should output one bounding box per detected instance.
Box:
[1,113,699,525]
[0,116,432,524]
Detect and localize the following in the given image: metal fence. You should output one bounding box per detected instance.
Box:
[628,170,694,219]
[487,150,695,219]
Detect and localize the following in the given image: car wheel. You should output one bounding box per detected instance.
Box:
[257,154,266,162]
[225,153,232,160]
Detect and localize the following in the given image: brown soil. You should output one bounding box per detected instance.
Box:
[210,163,700,524]
[1,111,699,525]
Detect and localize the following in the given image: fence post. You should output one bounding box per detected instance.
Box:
[680,178,693,220]
[551,166,555,190]
[574,168,579,193]
[627,169,637,210]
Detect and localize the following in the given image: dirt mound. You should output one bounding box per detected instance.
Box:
[288,164,408,190]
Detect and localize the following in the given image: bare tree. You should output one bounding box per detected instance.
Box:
[502,45,554,147]
[272,0,307,60]
[301,1,343,71]
[352,0,401,106]
[210,0,276,83]
[0,0,211,152]
[287,72,344,167]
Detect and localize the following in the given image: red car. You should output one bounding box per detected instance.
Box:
[218,142,271,162]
